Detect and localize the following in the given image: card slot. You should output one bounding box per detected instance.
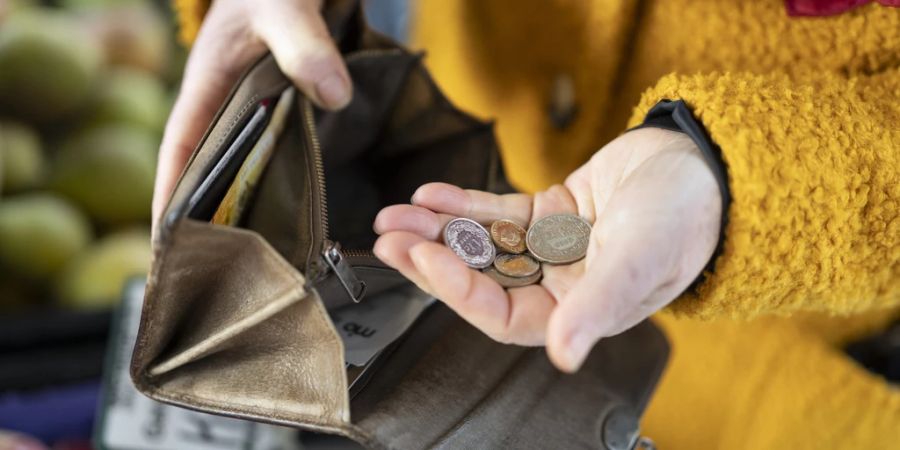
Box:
[161,55,291,233]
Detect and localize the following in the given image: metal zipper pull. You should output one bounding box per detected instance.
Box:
[322,241,367,303]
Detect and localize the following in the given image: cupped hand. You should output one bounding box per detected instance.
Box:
[152,0,351,232]
[373,127,722,372]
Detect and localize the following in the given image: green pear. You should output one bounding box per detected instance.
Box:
[57,228,151,309]
[0,193,92,279]
[0,9,103,122]
[89,68,169,133]
[52,124,157,225]
[0,121,45,193]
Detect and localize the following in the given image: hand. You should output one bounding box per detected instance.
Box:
[373,128,722,372]
[152,0,351,233]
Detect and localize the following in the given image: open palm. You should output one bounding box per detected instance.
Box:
[373,128,722,372]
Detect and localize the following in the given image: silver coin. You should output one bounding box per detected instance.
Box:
[526,214,591,264]
[483,266,542,288]
[443,218,495,269]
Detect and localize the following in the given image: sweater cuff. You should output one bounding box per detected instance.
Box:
[630,99,731,291]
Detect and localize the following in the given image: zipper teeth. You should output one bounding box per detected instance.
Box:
[303,92,378,261]
[343,248,375,258]
[303,100,329,241]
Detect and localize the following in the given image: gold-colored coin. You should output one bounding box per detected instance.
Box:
[493,253,540,278]
[483,266,542,288]
[490,219,527,254]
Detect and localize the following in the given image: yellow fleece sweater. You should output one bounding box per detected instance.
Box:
[175,1,900,448]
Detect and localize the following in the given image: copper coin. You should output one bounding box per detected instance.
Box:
[443,218,495,269]
[493,253,540,278]
[526,214,591,264]
[490,219,527,254]
[483,266,542,288]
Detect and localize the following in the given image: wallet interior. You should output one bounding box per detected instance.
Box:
[131,7,670,444]
[132,29,502,431]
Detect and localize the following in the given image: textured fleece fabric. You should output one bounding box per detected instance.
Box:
[173,0,899,448]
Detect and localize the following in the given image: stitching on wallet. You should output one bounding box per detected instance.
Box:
[212,94,261,156]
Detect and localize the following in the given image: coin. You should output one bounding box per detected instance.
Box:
[483,266,542,288]
[493,253,540,278]
[443,218,495,269]
[526,214,591,264]
[490,219,527,254]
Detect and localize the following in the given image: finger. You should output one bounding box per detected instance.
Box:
[408,241,555,345]
[563,164,598,223]
[373,205,455,240]
[411,182,532,227]
[152,22,262,233]
[254,0,351,110]
[373,231,433,292]
[530,183,579,223]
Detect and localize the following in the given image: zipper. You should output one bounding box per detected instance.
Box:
[322,240,367,303]
[303,47,407,264]
[300,47,410,298]
[302,99,370,302]
[303,99,329,247]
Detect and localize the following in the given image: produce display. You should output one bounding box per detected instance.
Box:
[0,0,181,312]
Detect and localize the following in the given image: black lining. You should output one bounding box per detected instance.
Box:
[630,99,730,291]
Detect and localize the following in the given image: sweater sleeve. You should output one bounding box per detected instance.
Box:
[627,69,900,320]
[172,0,211,45]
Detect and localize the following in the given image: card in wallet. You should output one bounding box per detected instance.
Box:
[213,88,296,226]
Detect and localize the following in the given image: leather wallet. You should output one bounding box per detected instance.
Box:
[130,2,669,448]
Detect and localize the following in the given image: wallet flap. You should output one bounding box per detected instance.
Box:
[131,219,350,429]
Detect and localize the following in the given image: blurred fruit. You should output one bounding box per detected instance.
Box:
[57,228,151,309]
[0,193,92,279]
[79,3,171,75]
[52,124,157,225]
[60,0,142,9]
[0,0,37,22]
[89,68,169,133]
[0,121,45,193]
[0,8,103,122]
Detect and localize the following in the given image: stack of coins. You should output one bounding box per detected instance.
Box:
[443,214,591,288]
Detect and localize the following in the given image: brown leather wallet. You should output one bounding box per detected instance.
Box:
[130,2,669,448]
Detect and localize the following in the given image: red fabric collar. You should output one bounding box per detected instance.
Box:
[786,0,900,16]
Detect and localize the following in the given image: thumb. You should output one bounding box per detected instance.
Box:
[254,0,352,110]
[545,225,669,373]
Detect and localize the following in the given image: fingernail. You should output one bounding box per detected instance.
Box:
[316,74,351,109]
[562,329,595,372]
